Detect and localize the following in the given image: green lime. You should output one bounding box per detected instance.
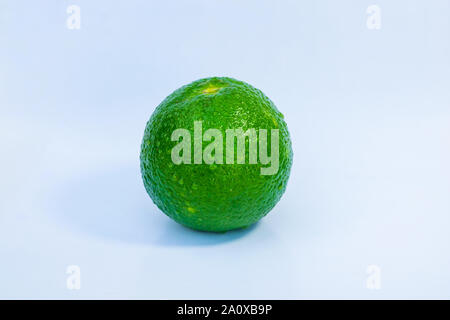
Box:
[140,77,292,232]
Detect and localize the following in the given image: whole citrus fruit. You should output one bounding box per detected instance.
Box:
[140,77,292,232]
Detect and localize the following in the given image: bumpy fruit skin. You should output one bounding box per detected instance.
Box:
[140,77,293,232]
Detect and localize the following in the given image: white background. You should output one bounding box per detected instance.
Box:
[1,0,449,298]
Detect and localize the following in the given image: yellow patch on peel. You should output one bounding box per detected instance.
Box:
[187,207,196,213]
[202,86,221,94]
[272,117,278,127]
